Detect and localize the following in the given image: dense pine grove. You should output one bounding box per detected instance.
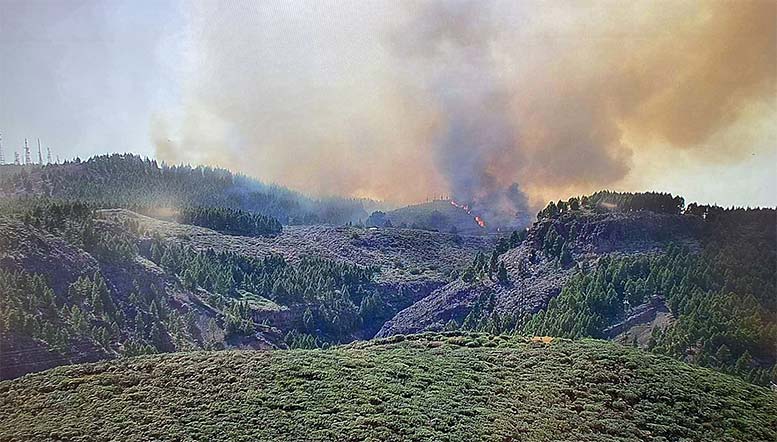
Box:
[0,266,199,360]
[145,239,387,345]
[176,206,282,236]
[537,190,685,219]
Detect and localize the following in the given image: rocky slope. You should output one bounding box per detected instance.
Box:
[0,215,282,379]
[1,209,494,379]
[1,334,774,442]
[378,211,703,336]
[104,209,495,286]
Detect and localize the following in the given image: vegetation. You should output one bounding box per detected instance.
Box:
[538,191,685,219]
[0,266,196,360]
[1,199,139,262]
[177,206,282,236]
[147,239,387,342]
[0,154,371,225]
[456,206,777,386]
[0,334,774,442]
[461,229,525,283]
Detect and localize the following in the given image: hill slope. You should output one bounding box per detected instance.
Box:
[379,209,703,336]
[1,334,775,442]
[378,194,776,386]
[0,154,375,225]
[374,199,491,234]
[0,204,494,379]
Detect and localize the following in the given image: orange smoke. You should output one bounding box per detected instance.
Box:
[154,1,777,209]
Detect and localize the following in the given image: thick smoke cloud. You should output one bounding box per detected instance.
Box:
[155,0,776,225]
[388,1,531,226]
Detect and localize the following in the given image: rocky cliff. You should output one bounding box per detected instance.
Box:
[378,210,702,337]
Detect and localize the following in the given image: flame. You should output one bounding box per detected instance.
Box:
[450,200,486,228]
[450,200,471,212]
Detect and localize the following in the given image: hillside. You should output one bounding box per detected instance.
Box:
[369,199,492,234]
[379,209,703,336]
[0,155,375,225]
[103,209,493,284]
[1,334,775,442]
[1,170,775,388]
[379,193,777,386]
[0,203,494,379]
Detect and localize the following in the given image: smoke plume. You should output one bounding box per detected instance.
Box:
[155,0,776,225]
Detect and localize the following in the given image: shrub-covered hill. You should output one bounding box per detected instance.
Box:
[1,334,775,442]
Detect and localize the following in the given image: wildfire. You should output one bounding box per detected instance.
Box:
[450,200,487,228]
[450,200,471,212]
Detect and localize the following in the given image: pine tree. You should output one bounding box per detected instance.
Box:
[497,262,509,285]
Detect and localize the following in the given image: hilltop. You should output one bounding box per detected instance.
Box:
[368,199,492,234]
[1,334,774,442]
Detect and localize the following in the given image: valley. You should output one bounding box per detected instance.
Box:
[0,156,775,440]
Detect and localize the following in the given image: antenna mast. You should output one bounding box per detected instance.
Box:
[0,132,5,165]
[47,147,52,164]
[37,139,43,164]
[23,138,31,165]
[14,151,20,165]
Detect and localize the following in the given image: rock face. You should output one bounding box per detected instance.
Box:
[604,296,674,347]
[378,211,702,337]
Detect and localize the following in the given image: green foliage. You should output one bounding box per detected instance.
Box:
[0,263,202,362]
[1,199,138,262]
[461,229,526,283]
[0,154,369,225]
[148,239,383,342]
[521,208,777,385]
[538,191,684,219]
[177,206,282,236]
[1,336,775,441]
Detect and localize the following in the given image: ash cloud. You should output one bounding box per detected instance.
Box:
[155,0,777,225]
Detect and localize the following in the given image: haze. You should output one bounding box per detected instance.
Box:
[1,0,775,212]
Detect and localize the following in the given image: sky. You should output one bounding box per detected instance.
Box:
[1,0,775,211]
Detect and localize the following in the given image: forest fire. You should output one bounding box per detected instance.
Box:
[450,200,487,228]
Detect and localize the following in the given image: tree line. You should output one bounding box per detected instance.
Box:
[0,154,370,225]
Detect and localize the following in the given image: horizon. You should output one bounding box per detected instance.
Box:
[1,151,775,213]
